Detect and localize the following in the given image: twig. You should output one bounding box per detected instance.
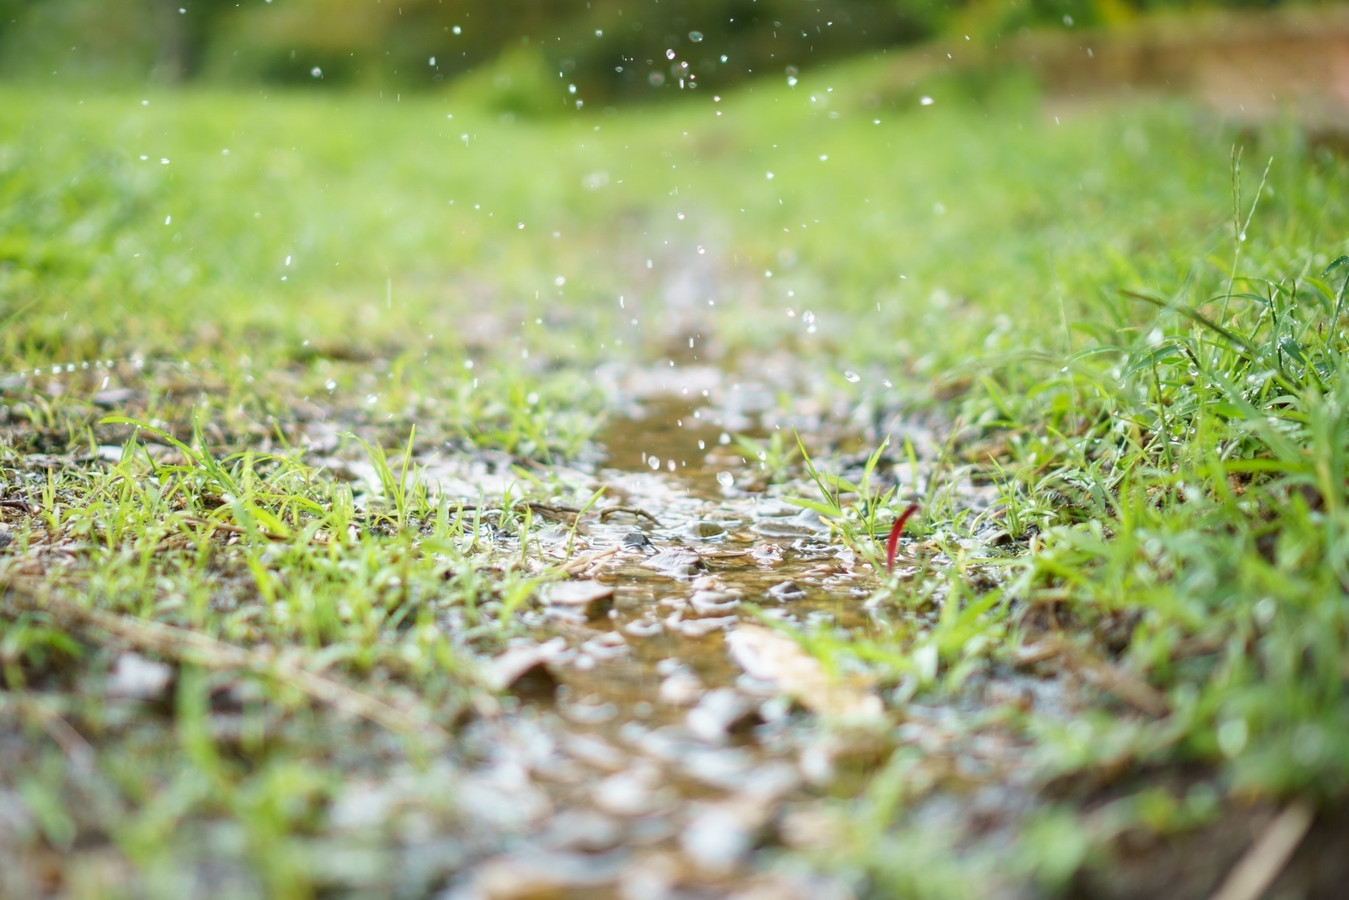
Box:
[1016,636,1170,717]
[1208,798,1315,900]
[177,515,291,542]
[5,579,449,743]
[597,505,662,526]
[558,544,622,575]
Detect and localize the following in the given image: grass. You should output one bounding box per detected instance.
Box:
[2,39,1349,899]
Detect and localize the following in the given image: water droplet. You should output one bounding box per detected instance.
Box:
[920,96,934,106]
[689,31,704,42]
[666,48,677,60]
[452,25,462,35]
[716,471,735,488]
[843,370,860,383]
[649,455,662,471]
[311,67,322,78]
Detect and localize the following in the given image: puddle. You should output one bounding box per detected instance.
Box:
[431,395,996,895]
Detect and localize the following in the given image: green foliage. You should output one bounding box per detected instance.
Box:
[4,32,1349,897]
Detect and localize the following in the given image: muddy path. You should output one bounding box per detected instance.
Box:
[385,372,1074,899]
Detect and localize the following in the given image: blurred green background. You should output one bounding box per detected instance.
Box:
[0,0,1296,103]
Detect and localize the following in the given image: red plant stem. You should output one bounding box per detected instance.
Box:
[885,504,920,574]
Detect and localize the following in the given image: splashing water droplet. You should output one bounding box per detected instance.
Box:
[666,48,677,60]
[843,370,861,383]
[689,31,704,42]
[649,455,662,471]
[716,471,735,488]
[920,96,934,106]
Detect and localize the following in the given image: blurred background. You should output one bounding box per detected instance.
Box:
[0,0,1328,106]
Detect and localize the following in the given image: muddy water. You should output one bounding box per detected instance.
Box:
[552,395,888,722]
[451,400,913,896]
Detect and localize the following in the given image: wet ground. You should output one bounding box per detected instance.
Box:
[381,369,1064,899]
[4,357,1347,899]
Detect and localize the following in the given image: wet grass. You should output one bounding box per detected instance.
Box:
[3,45,1349,899]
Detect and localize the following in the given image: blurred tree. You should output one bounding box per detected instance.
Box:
[0,0,1298,97]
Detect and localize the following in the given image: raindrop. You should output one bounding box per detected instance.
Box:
[164,215,172,225]
[716,471,735,488]
[311,67,322,78]
[720,55,728,63]
[666,49,677,60]
[159,158,169,165]
[920,96,934,106]
[649,455,662,471]
[452,25,462,35]
[843,370,861,383]
[689,31,704,42]
[765,171,774,180]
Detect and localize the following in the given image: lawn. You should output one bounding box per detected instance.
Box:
[2,43,1348,898]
